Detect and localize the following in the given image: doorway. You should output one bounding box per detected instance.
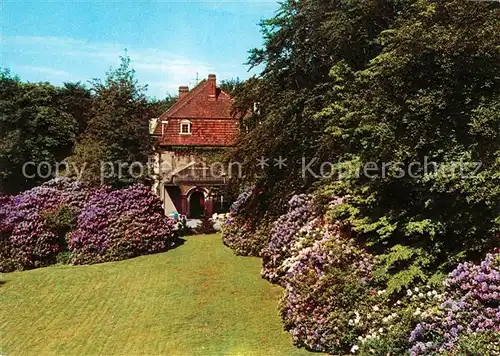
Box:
[189,191,205,218]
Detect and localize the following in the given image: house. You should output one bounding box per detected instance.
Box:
[150,74,239,218]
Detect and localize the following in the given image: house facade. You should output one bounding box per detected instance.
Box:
[150,74,239,218]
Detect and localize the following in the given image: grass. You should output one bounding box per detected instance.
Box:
[0,234,313,356]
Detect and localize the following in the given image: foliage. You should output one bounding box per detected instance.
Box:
[219,77,243,97]
[261,194,314,284]
[42,204,79,249]
[279,218,374,354]
[0,178,91,272]
[450,330,500,356]
[0,178,178,271]
[68,184,177,265]
[320,0,500,292]
[228,0,402,221]
[0,69,84,194]
[176,216,195,237]
[71,55,153,187]
[222,216,270,257]
[408,252,500,355]
[148,94,177,118]
[222,188,273,256]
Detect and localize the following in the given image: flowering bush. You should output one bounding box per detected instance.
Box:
[261,194,314,283]
[68,184,177,265]
[222,187,270,256]
[229,187,254,215]
[279,219,375,354]
[356,285,444,355]
[0,178,91,272]
[1,179,178,271]
[408,252,500,355]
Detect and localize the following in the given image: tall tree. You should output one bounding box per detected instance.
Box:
[219,77,243,96]
[320,0,500,291]
[0,69,80,193]
[228,0,402,219]
[59,82,92,135]
[148,95,177,118]
[72,55,153,186]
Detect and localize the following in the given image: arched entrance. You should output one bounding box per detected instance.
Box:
[189,191,205,218]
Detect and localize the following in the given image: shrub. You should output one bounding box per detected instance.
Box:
[222,216,269,256]
[56,251,72,265]
[68,184,178,265]
[229,186,254,215]
[279,219,374,354]
[222,187,270,256]
[0,178,91,272]
[451,330,500,355]
[42,204,79,249]
[261,194,315,284]
[408,252,500,355]
[177,217,195,237]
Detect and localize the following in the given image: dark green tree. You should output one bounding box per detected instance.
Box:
[148,95,177,118]
[228,0,402,219]
[320,0,500,292]
[0,69,80,193]
[219,77,243,96]
[72,55,153,186]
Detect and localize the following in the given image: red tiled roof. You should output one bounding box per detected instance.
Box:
[153,75,239,147]
[158,118,238,146]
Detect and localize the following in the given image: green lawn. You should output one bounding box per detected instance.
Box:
[0,234,313,356]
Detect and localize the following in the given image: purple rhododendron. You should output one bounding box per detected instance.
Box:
[69,184,177,265]
[0,178,92,271]
[409,252,500,355]
[1,178,177,271]
[279,218,374,354]
[261,194,314,284]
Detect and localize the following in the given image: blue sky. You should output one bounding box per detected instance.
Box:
[0,0,278,98]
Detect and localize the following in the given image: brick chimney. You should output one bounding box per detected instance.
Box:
[179,86,189,100]
[208,74,216,101]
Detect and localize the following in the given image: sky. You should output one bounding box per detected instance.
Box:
[0,0,278,98]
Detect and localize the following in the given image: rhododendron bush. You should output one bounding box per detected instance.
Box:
[280,219,375,354]
[69,184,177,264]
[0,178,177,272]
[0,178,92,272]
[223,191,500,354]
[222,187,269,256]
[409,252,500,355]
[261,194,314,284]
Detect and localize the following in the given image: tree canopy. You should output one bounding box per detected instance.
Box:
[229,0,500,289]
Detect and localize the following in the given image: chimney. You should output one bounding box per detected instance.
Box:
[208,74,216,101]
[178,86,189,100]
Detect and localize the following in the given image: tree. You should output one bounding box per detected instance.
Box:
[148,95,177,118]
[320,0,500,291]
[228,0,402,219]
[0,69,80,193]
[71,55,153,187]
[219,77,243,96]
[59,82,92,135]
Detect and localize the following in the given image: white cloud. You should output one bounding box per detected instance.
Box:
[1,35,225,97]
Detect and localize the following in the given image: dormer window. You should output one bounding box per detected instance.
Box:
[180,120,192,135]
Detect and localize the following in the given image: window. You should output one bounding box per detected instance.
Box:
[180,120,191,135]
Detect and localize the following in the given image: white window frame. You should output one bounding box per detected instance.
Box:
[179,120,192,135]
